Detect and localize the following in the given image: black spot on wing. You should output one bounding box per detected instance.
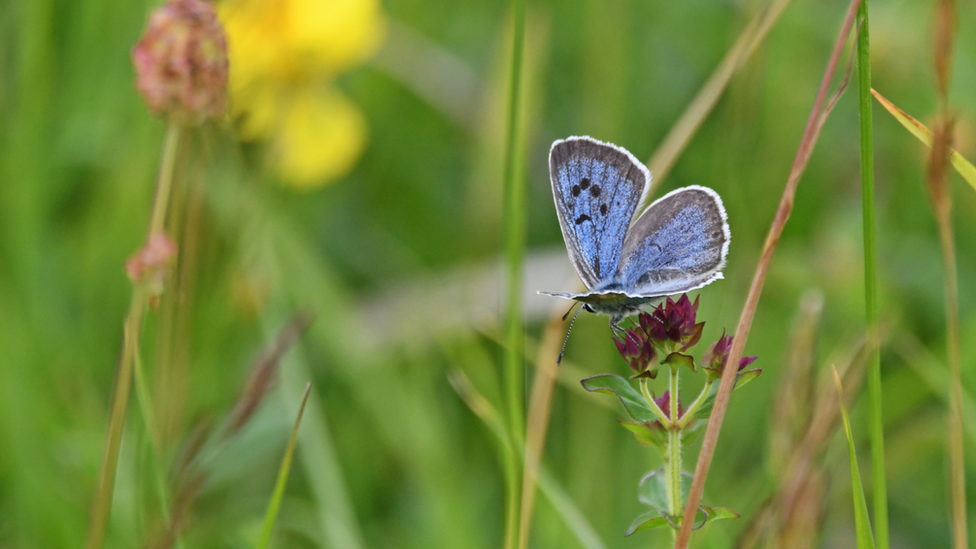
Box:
[575,214,591,225]
[600,204,608,216]
[571,184,581,197]
[580,178,590,190]
[590,185,601,197]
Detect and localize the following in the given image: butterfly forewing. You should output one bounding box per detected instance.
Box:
[549,137,649,289]
[616,186,729,295]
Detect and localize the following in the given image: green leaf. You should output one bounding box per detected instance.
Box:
[662,352,695,373]
[581,374,658,423]
[686,504,739,530]
[735,368,763,389]
[834,369,876,548]
[638,468,668,510]
[703,505,740,521]
[619,420,666,450]
[698,505,739,522]
[625,511,670,536]
[639,468,694,511]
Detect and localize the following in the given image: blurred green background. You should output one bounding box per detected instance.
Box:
[1,0,976,547]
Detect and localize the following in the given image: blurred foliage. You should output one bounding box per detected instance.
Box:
[1,0,975,548]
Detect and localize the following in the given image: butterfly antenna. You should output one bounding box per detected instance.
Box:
[558,305,585,365]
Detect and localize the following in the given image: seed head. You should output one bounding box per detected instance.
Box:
[132,0,229,124]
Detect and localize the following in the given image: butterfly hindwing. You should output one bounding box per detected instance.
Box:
[616,185,729,296]
[549,136,650,289]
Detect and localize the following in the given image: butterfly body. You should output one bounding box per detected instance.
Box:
[541,136,730,326]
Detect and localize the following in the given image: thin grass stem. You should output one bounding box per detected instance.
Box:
[855,3,889,547]
[85,122,182,549]
[501,0,527,547]
[647,0,794,191]
[938,208,968,549]
[518,317,561,549]
[674,1,862,545]
[929,0,966,543]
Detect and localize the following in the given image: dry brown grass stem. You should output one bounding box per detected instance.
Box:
[674,0,862,545]
[647,0,793,192]
[928,0,966,545]
[224,310,315,438]
[518,316,564,549]
[518,1,798,543]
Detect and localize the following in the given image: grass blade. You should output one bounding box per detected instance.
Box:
[833,368,877,549]
[871,89,976,195]
[256,382,312,549]
[674,1,863,545]
[854,2,889,547]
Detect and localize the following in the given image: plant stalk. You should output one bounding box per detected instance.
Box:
[674,1,863,544]
[501,0,527,547]
[855,2,889,547]
[85,123,182,549]
[667,368,682,519]
[938,208,968,549]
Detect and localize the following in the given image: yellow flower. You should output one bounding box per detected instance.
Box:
[219,0,384,190]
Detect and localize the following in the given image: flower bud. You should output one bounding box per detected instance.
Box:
[126,232,178,298]
[614,328,658,379]
[132,0,229,124]
[703,331,758,380]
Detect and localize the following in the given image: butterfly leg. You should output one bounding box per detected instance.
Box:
[609,315,627,338]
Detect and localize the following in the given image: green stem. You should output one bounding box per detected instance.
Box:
[500,1,527,548]
[85,291,147,549]
[85,123,182,549]
[150,125,181,236]
[666,368,682,518]
[640,378,672,427]
[677,379,713,429]
[856,2,889,548]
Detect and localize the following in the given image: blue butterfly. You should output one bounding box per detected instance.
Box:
[541,136,730,330]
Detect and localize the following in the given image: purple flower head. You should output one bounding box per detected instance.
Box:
[614,328,658,378]
[703,331,758,379]
[638,294,704,351]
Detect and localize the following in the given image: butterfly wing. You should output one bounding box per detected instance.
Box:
[616,185,730,296]
[549,136,650,289]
